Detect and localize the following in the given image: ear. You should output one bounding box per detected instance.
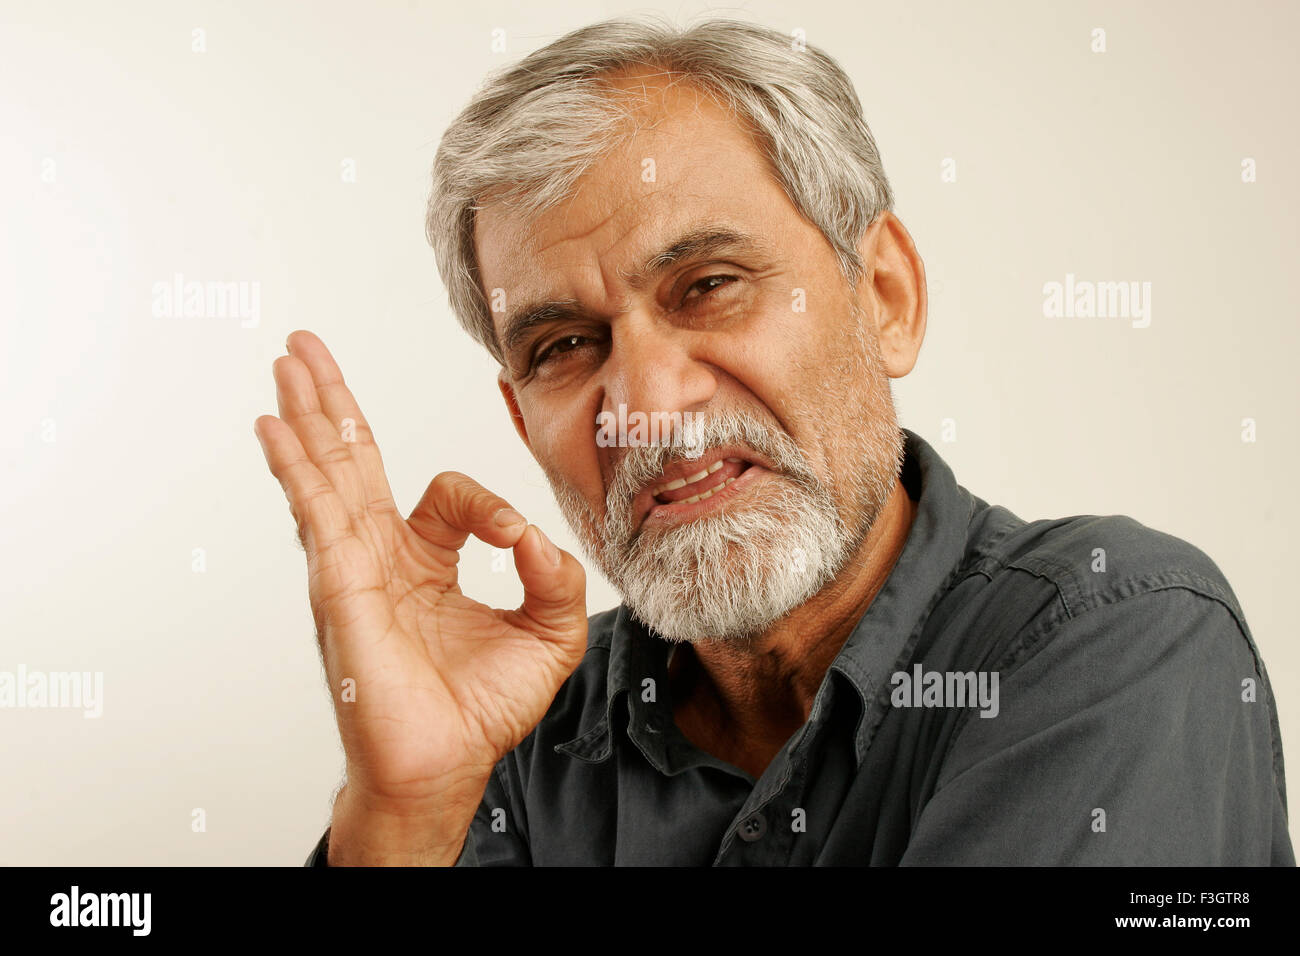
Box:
[498,369,532,451]
[855,211,927,379]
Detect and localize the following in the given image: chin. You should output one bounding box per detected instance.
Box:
[616,510,851,644]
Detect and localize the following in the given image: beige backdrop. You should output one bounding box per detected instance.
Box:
[2,0,1295,864]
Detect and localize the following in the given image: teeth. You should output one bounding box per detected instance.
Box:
[651,459,727,497]
[673,476,736,507]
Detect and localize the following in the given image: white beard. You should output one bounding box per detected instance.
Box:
[546,396,904,644]
[602,465,851,643]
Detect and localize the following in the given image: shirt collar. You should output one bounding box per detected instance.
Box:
[830,427,976,762]
[554,427,976,768]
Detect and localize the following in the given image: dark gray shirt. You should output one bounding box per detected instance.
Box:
[308,428,1292,866]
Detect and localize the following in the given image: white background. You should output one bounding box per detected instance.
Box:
[1,0,1296,863]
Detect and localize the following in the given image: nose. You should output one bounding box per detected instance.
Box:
[599,318,717,446]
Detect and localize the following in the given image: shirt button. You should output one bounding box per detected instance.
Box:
[738,812,767,842]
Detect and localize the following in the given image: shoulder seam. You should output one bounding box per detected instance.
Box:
[935,580,1282,794]
[993,572,1251,675]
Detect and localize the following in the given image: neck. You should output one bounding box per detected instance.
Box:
[668,475,918,778]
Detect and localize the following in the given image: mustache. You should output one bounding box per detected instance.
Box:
[602,407,821,521]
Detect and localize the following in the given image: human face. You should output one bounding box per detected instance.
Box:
[475,73,907,642]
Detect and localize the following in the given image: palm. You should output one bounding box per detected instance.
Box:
[308,514,577,796]
[257,331,587,809]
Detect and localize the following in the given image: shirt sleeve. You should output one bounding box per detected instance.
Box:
[899,584,1294,865]
[454,759,532,866]
[304,828,330,866]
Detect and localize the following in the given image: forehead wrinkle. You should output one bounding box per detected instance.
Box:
[490,84,754,300]
[488,87,772,359]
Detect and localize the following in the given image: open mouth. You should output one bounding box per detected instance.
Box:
[635,450,770,529]
[650,457,750,506]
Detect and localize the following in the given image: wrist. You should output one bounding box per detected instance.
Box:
[327,782,480,866]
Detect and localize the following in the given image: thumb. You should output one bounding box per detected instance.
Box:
[514,525,587,639]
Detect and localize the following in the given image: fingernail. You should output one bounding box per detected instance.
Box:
[537,527,561,566]
[493,508,525,527]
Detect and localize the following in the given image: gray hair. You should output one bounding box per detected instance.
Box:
[426,14,895,364]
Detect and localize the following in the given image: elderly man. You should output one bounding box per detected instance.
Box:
[255,16,1292,865]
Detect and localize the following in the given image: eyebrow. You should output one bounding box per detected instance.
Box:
[499,226,766,361]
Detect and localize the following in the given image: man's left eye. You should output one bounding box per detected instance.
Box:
[682,274,738,303]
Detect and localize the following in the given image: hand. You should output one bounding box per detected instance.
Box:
[254,331,587,859]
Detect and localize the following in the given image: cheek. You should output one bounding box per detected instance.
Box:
[743,296,865,474]
[722,291,837,420]
[524,398,605,500]
[714,290,805,389]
